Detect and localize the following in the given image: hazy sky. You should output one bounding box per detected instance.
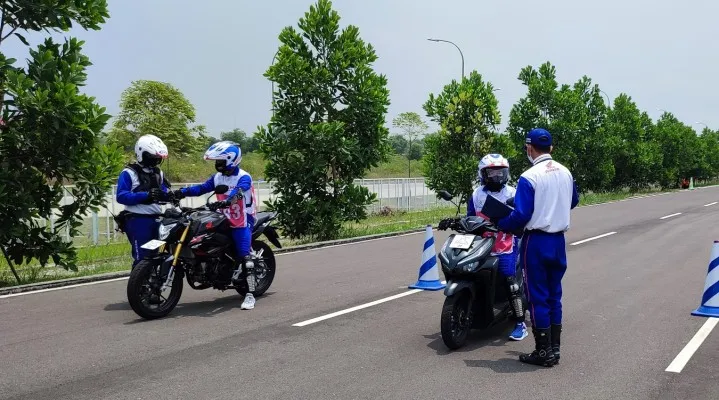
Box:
[5,0,719,137]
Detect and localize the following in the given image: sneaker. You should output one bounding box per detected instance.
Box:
[509,322,528,341]
[241,293,255,310]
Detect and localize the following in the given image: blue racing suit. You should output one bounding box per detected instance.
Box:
[179,167,254,258]
[498,155,579,330]
[115,164,170,267]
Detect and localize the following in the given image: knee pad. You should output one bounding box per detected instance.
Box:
[243,255,256,292]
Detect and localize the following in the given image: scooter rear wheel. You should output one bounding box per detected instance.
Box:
[441,290,473,350]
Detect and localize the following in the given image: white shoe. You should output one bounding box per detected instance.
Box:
[241,293,255,310]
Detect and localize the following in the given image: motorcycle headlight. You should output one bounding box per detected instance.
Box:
[158,223,177,240]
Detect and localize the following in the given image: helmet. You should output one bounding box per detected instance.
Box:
[135,134,168,167]
[204,141,241,174]
[478,153,510,191]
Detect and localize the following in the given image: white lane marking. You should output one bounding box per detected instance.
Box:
[570,232,617,246]
[277,231,425,256]
[0,277,129,299]
[0,231,428,299]
[292,281,447,327]
[666,318,719,373]
[704,202,717,207]
[660,212,682,220]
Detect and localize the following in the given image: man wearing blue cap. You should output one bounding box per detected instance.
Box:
[496,128,579,367]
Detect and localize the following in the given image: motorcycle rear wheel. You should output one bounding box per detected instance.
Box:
[127,259,183,320]
[441,290,473,350]
[235,241,276,297]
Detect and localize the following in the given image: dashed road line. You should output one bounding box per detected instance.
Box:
[570,232,618,246]
[660,212,682,220]
[704,202,717,207]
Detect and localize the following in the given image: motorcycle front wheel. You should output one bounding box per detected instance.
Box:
[440,290,473,350]
[127,259,184,320]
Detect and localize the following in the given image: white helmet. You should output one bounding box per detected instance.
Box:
[478,153,510,190]
[135,134,168,167]
[204,141,242,173]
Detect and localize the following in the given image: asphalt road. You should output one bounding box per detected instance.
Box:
[2,187,719,400]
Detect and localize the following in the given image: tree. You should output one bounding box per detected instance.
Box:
[422,71,500,209]
[0,0,122,283]
[507,62,615,193]
[257,0,391,240]
[389,134,408,155]
[220,128,259,153]
[603,94,662,190]
[654,113,700,188]
[392,112,428,176]
[107,80,205,157]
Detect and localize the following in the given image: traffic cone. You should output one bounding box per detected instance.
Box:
[691,241,719,317]
[690,177,695,190]
[408,225,446,291]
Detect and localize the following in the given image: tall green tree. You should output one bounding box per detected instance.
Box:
[392,112,428,174]
[422,71,500,208]
[107,80,206,157]
[0,0,122,283]
[220,128,259,153]
[507,62,614,192]
[654,112,700,188]
[257,0,391,240]
[603,94,662,190]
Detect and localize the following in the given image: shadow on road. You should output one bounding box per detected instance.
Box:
[425,320,546,373]
[103,291,276,324]
[424,319,515,355]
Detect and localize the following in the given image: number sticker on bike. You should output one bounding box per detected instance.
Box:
[449,235,474,249]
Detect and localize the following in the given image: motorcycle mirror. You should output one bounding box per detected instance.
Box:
[214,185,229,195]
[438,190,454,201]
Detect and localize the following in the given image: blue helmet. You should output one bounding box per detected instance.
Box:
[204,141,241,173]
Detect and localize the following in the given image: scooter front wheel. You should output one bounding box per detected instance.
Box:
[440,290,472,350]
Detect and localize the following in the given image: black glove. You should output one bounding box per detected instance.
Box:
[209,200,230,211]
[438,218,453,231]
[146,188,168,203]
[171,189,186,200]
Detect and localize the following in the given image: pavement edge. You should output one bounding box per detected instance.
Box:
[0,227,427,296]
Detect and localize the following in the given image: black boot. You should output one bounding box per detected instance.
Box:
[551,324,562,363]
[519,328,557,367]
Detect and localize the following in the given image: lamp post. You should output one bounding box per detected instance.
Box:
[427,38,464,78]
[270,49,279,117]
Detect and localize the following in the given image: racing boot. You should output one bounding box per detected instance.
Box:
[519,327,557,367]
[241,255,256,310]
[551,324,562,363]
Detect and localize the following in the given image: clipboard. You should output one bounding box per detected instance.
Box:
[479,194,514,221]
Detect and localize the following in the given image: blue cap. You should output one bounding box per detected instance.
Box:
[525,128,552,147]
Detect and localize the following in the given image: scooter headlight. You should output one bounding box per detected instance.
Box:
[158,223,177,240]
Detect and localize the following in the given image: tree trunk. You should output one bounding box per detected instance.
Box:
[1,246,22,285]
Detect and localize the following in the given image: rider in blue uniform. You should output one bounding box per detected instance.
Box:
[176,141,258,310]
[497,128,579,367]
[467,154,528,341]
[115,135,171,269]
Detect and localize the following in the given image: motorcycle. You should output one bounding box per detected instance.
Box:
[126,185,282,320]
[435,190,527,350]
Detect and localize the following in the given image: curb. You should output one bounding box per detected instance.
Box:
[0,227,429,296]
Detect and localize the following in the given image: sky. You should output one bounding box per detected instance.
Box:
[5,0,719,137]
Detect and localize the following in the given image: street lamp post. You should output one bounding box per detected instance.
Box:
[427,38,464,78]
[270,49,280,117]
[600,90,611,108]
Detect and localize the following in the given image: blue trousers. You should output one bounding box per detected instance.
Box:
[520,231,567,329]
[125,215,160,268]
[230,220,253,258]
[496,237,520,278]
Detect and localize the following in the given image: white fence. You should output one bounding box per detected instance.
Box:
[52,178,446,245]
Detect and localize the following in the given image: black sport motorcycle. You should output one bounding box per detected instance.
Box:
[126,185,282,320]
[436,190,527,350]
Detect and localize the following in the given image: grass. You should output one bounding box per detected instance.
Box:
[0,183,708,288]
[162,152,424,182]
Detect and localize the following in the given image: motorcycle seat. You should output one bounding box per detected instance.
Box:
[254,212,271,227]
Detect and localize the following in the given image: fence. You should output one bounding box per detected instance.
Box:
[52,178,445,246]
